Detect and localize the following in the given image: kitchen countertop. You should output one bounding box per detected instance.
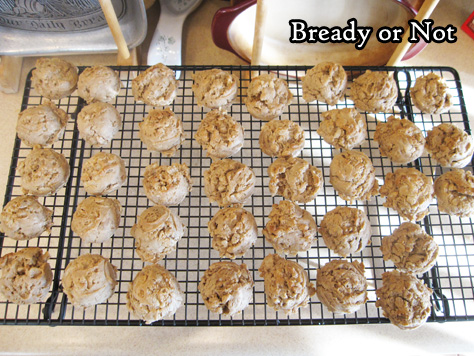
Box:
[0,0,474,355]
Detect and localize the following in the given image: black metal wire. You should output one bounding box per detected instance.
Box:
[0,65,473,326]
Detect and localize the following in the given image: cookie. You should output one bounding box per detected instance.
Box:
[319,206,371,257]
[208,207,257,259]
[316,259,368,314]
[131,205,184,263]
[317,108,367,150]
[77,65,121,103]
[132,63,178,106]
[410,73,452,114]
[127,264,183,324]
[204,159,256,207]
[0,247,52,304]
[375,270,432,330]
[259,254,315,314]
[142,163,192,206]
[379,167,434,222]
[245,73,292,120]
[425,123,474,168]
[62,254,118,308]
[31,57,78,100]
[259,119,305,158]
[381,222,438,274]
[263,200,317,256]
[268,156,323,203]
[0,195,53,241]
[329,150,379,203]
[192,69,238,110]
[302,62,347,105]
[199,261,253,316]
[374,115,425,164]
[434,169,474,218]
[195,109,244,159]
[16,101,69,147]
[350,70,398,113]
[81,152,126,196]
[71,196,122,244]
[138,108,184,156]
[18,146,70,196]
[77,102,121,147]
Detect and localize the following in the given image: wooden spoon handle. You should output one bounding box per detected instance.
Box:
[251,0,268,77]
[99,0,131,61]
[387,0,440,66]
[0,56,23,94]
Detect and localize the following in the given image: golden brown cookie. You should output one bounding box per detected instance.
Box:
[410,73,452,114]
[263,200,317,256]
[259,254,315,314]
[329,150,379,203]
[380,167,434,222]
[374,116,425,164]
[302,62,347,105]
[434,169,474,218]
[317,108,367,150]
[208,207,257,259]
[268,156,323,203]
[131,205,184,263]
[199,261,253,316]
[381,222,438,274]
[127,264,183,324]
[204,159,256,207]
[375,270,432,330]
[319,206,371,257]
[316,260,368,314]
[425,123,474,168]
[351,70,398,113]
[245,73,292,120]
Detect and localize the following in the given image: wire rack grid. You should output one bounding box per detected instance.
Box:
[0,65,473,326]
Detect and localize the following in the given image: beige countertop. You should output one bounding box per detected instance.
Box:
[0,1,474,354]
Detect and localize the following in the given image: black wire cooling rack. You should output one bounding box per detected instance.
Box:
[1,65,473,326]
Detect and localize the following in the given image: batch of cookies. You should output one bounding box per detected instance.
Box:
[0,58,473,330]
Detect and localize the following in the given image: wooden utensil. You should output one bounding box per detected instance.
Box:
[0,56,23,94]
[99,0,137,65]
[387,0,440,66]
[250,0,268,78]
